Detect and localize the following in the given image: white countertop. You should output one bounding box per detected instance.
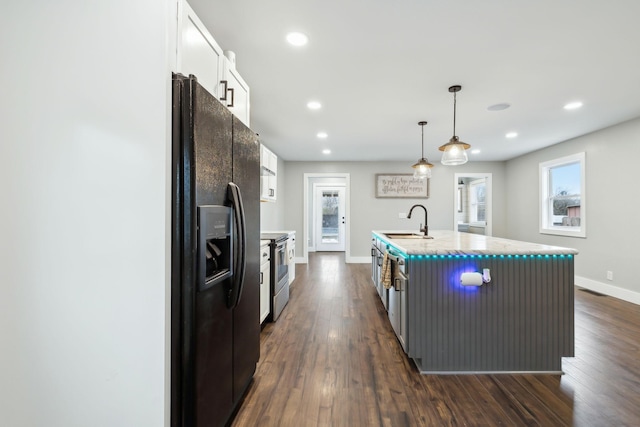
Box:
[261,230,295,235]
[373,230,578,256]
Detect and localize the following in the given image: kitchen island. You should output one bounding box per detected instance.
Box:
[372,230,578,374]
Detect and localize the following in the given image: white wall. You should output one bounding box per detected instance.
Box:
[284,161,507,260]
[0,1,173,425]
[505,117,640,302]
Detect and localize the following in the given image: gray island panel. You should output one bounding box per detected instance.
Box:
[373,230,576,374]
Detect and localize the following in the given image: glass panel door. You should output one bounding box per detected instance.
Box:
[315,185,345,251]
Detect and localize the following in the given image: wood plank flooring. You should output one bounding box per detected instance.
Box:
[231,252,640,426]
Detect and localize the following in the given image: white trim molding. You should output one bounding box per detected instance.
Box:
[575,275,640,306]
[303,173,351,264]
[453,173,493,236]
[539,152,586,238]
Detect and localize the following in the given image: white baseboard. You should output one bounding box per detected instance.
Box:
[575,275,640,306]
[294,255,370,264]
[346,256,371,264]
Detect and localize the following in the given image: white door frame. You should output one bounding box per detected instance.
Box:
[303,173,351,263]
[454,173,493,236]
[313,183,346,252]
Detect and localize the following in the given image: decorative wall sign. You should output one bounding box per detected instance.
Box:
[375,174,429,198]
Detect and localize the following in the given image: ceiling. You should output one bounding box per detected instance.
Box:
[189,0,640,163]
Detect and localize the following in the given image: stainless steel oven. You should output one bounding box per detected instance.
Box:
[261,232,290,321]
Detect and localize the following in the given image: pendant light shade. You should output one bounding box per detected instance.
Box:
[439,85,470,166]
[412,121,434,178]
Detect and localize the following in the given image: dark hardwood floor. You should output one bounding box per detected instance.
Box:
[232,252,640,426]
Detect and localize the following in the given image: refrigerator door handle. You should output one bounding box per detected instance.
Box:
[227,182,247,308]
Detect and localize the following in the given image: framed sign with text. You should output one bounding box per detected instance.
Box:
[375,174,429,198]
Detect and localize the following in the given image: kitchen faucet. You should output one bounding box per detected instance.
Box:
[407,204,429,236]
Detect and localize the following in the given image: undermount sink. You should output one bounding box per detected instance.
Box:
[384,233,434,240]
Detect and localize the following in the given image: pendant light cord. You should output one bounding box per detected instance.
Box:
[452,91,457,137]
[421,123,425,158]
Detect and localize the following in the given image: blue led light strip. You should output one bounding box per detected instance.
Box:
[408,253,573,260]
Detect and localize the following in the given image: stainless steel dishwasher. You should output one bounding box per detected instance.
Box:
[386,250,408,352]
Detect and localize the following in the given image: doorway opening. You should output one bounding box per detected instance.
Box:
[313,184,346,252]
[454,173,492,236]
[303,173,351,263]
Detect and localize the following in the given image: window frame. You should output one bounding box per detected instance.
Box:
[539,152,586,238]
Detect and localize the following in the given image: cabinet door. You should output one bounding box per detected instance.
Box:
[260,145,277,202]
[287,234,295,284]
[267,149,277,200]
[177,2,224,98]
[221,57,251,126]
[259,247,271,323]
[260,145,270,201]
[388,286,399,337]
[399,278,408,352]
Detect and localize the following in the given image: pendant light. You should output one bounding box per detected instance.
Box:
[412,121,434,178]
[439,85,470,165]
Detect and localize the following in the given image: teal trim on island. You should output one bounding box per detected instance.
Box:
[408,253,573,260]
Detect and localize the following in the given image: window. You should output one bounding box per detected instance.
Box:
[539,152,586,237]
[469,179,486,224]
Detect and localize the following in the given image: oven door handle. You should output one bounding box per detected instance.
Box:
[227,182,246,309]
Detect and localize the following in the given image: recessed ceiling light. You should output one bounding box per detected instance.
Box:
[506,132,518,138]
[322,149,331,155]
[487,103,511,111]
[307,101,322,110]
[317,132,328,139]
[564,101,583,110]
[286,32,308,47]
[471,149,481,154]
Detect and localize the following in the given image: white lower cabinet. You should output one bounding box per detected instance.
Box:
[259,242,271,323]
[287,232,296,284]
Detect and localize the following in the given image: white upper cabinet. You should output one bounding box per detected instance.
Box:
[177,1,224,97]
[260,144,277,202]
[220,56,251,126]
[177,1,250,125]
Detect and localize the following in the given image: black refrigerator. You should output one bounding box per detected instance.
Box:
[171,73,260,427]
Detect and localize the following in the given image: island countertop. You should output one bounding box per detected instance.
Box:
[373,229,579,256]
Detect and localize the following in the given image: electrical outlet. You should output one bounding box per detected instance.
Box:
[398,212,407,218]
[606,271,613,281]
